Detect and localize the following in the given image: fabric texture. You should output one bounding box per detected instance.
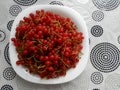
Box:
[0,0,120,90]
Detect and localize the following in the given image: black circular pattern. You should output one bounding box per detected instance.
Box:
[92,0,120,11]
[90,42,120,73]
[9,5,22,16]
[91,25,103,37]
[7,20,14,31]
[13,0,37,6]
[117,35,120,44]
[91,72,103,84]
[4,43,11,65]
[3,67,16,80]
[1,85,13,90]
[50,1,64,6]
[93,89,100,90]
[0,30,6,42]
[92,10,104,22]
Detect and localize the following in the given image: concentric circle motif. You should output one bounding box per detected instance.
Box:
[93,89,100,90]
[13,0,37,6]
[92,0,120,11]
[92,10,104,22]
[3,67,16,80]
[105,73,120,90]
[90,42,120,73]
[91,72,103,84]
[49,1,64,6]
[0,30,6,42]
[7,20,14,31]
[91,25,103,37]
[9,5,22,16]
[1,85,13,90]
[4,43,11,65]
[117,35,120,44]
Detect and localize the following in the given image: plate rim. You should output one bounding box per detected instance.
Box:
[9,5,89,84]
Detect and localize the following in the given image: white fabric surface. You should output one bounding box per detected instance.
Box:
[0,0,120,90]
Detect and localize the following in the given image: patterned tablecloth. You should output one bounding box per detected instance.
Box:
[0,0,120,90]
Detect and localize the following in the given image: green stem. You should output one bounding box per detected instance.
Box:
[60,59,69,68]
[52,31,62,38]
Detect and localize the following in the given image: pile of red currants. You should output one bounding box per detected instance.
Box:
[11,9,84,79]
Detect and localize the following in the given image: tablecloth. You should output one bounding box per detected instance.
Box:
[0,0,120,90]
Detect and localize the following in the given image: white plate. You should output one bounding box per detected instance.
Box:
[9,5,89,84]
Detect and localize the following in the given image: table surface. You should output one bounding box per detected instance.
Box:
[0,0,120,90]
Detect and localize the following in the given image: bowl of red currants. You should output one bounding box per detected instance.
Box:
[9,5,89,84]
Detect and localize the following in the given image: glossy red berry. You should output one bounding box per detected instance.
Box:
[48,66,54,71]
